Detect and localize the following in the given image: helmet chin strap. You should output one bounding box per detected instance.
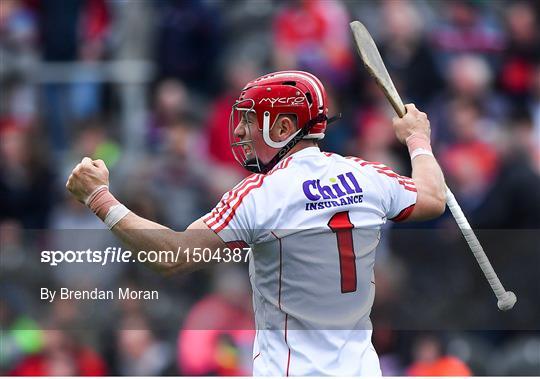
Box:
[245,113,341,174]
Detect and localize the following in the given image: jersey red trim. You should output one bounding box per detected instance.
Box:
[391,203,416,222]
[271,231,284,311]
[285,313,291,376]
[204,174,260,227]
[214,177,265,232]
[375,170,416,192]
[206,156,293,232]
[225,240,249,249]
[203,174,261,227]
[268,156,293,174]
[202,175,257,223]
[345,157,417,192]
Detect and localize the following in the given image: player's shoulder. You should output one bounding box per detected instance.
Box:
[343,156,416,192]
[215,172,265,209]
[283,149,378,178]
[319,151,383,172]
[324,153,415,187]
[350,157,389,170]
[232,173,265,191]
[339,155,399,175]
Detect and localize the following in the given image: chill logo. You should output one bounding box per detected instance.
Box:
[302,172,364,211]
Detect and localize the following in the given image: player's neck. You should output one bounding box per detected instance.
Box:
[283,140,319,159]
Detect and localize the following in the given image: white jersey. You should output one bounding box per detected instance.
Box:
[203,147,417,376]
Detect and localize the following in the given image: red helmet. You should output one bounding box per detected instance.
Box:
[229,71,330,173]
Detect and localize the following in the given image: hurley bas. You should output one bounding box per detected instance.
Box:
[41,287,159,302]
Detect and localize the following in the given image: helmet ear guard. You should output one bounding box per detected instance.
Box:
[244,112,341,174]
[262,111,303,149]
[254,113,339,174]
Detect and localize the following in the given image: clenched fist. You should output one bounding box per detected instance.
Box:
[66,157,109,203]
[392,103,431,145]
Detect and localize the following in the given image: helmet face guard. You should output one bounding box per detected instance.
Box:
[229,98,263,173]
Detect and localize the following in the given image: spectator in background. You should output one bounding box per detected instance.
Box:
[406,334,472,376]
[0,123,55,228]
[50,121,121,232]
[147,79,190,152]
[122,111,211,229]
[272,0,353,88]
[0,0,39,126]
[0,292,43,374]
[155,0,222,93]
[10,329,107,376]
[472,108,540,228]
[440,98,499,211]
[107,0,155,61]
[372,324,403,375]
[499,1,540,105]
[351,111,404,172]
[150,118,211,229]
[72,0,109,118]
[114,314,173,376]
[38,0,110,156]
[134,78,228,225]
[68,121,121,171]
[429,54,509,146]
[0,0,37,71]
[178,266,254,376]
[378,0,443,107]
[430,0,504,70]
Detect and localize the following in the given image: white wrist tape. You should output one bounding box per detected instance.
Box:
[410,148,434,160]
[104,204,130,229]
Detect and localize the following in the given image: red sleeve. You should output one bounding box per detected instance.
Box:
[390,204,416,222]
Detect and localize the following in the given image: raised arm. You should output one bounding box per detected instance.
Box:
[66,158,226,275]
[392,104,446,220]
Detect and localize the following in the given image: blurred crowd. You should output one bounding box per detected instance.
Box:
[1,0,539,376]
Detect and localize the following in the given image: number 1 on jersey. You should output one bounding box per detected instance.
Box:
[328,211,357,293]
